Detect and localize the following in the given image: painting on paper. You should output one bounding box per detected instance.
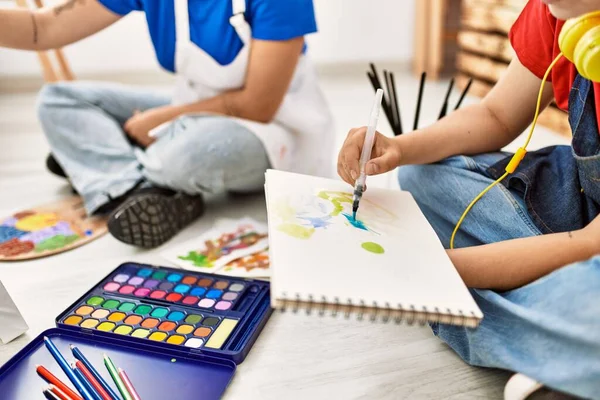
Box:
[161,218,269,272]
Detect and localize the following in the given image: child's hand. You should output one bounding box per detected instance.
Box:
[337,126,402,186]
[124,106,177,148]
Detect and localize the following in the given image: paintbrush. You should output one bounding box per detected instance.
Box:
[438,78,455,120]
[454,78,473,110]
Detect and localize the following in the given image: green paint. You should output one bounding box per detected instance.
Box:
[361,242,385,254]
[35,234,79,252]
[102,299,120,309]
[152,270,167,280]
[178,251,213,267]
[86,296,104,306]
[134,305,152,315]
[277,223,315,239]
[317,191,352,216]
[118,302,135,312]
[151,307,169,318]
[185,314,203,324]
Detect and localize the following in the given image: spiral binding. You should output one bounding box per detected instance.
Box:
[277,293,480,328]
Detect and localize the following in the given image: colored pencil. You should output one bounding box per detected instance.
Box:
[44,388,62,400]
[36,365,83,400]
[118,368,142,400]
[72,365,103,400]
[43,337,94,400]
[71,345,119,400]
[103,354,133,400]
[48,384,74,400]
[454,78,473,110]
[76,361,113,400]
[414,72,426,130]
[438,78,455,120]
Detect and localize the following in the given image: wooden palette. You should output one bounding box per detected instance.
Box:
[0,196,107,261]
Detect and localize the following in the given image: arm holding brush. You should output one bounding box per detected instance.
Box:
[338,58,554,181]
[336,57,600,291]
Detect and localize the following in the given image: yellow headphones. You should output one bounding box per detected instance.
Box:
[449,11,600,249]
[559,11,600,82]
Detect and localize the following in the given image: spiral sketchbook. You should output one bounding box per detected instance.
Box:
[264,170,483,327]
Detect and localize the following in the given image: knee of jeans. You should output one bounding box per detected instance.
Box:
[397,164,437,201]
[36,83,76,122]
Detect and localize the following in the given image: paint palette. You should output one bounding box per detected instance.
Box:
[58,262,271,360]
[0,262,271,400]
[0,196,107,261]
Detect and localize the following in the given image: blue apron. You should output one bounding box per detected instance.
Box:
[487,74,600,234]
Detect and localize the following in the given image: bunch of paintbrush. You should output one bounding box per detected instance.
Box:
[38,337,141,400]
[367,63,474,135]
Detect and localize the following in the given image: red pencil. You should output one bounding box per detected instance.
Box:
[36,365,83,400]
[49,384,75,400]
[75,360,112,400]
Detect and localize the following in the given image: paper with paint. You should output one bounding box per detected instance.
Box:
[161,218,269,273]
[0,281,28,344]
[265,169,483,324]
[218,249,270,278]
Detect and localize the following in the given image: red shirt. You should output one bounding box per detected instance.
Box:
[509,0,600,132]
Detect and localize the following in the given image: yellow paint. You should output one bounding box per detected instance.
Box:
[317,191,352,216]
[272,200,296,221]
[276,223,314,240]
[131,329,150,338]
[80,319,99,329]
[64,315,83,326]
[97,322,116,332]
[15,212,59,231]
[108,312,126,322]
[205,319,238,349]
[176,325,194,335]
[114,325,133,335]
[149,332,168,342]
[166,335,185,345]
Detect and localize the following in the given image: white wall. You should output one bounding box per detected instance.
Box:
[0,0,415,77]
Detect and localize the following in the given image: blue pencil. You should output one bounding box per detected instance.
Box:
[43,337,95,400]
[71,345,120,400]
[72,364,103,400]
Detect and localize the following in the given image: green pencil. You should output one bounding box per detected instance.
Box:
[103,354,133,400]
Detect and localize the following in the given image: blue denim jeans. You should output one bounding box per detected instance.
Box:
[37,82,270,214]
[399,153,600,399]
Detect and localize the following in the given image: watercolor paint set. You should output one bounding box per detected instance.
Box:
[0,262,272,399]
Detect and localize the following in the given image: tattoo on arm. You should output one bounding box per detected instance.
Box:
[53,0,85,16]
[30,12,38,45]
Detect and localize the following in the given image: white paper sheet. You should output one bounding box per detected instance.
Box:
[265,170,483,320]
[0,281,28,344]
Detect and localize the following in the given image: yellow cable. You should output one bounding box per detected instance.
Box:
[449,53,563,249]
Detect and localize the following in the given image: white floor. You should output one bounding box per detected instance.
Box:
[0,67,569,399]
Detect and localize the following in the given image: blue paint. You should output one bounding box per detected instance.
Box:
[174,284,191,294]
[167,273,183,282]
[85,230,93,236]
[298,216,331,229]
[342,213,368,231]
[206,289,223,299]
[0,226,27,242]
[167,311,186,321]
[191,287,207,296]
[137,268,153,277]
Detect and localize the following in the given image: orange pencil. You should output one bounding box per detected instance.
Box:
[75,361,112,400]
[49,384,75,400]
[36,365,83,400]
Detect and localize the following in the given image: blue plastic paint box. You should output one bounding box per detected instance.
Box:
[0,262,272,399]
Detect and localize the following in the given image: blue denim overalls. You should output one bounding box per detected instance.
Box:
[488,74,600,233]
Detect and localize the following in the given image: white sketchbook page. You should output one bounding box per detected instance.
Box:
[265,170,482,318]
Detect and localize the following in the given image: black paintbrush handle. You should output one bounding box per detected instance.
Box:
[454,78,473,110]
[414,72,426,130]
[438,78,455,120]
[390,72,402,135]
